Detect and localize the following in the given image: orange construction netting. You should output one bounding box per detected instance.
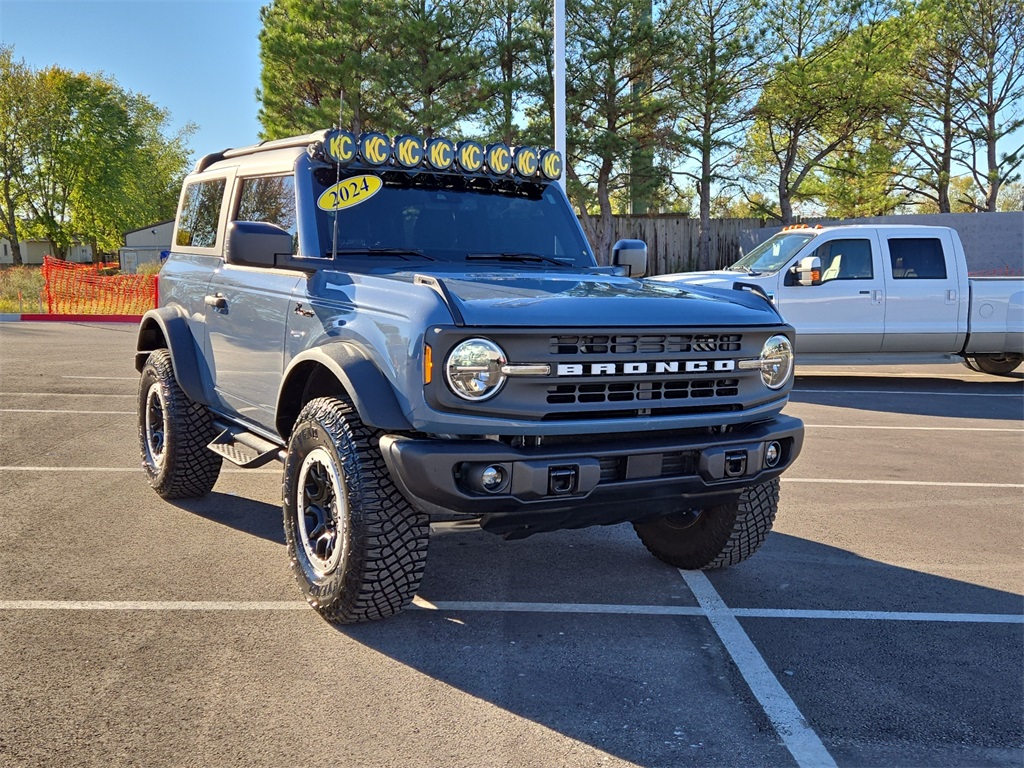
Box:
[41,255,158,316]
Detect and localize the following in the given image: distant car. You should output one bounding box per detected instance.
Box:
[653,224,1024,375]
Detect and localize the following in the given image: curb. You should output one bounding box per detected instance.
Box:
[0,314,142,323]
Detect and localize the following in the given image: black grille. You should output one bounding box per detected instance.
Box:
[550,333,742,355]
[547,378,741,405]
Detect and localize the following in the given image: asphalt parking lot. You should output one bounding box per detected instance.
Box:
[1,321,1021,768]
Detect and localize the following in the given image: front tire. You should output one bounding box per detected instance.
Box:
[633,480,779,569]
[138,349,222,498]
[282,397,429,624]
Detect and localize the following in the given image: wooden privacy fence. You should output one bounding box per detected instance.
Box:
[606,216,767,275]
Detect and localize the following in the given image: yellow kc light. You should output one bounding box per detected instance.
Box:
[486,143,512,175]
[425,138,455,170]
[325,129,357,165]
[539,149,563,180]
[394,135,424,168]
[456,140,484,173]
[513,147,539,177]
[359,132,391,166]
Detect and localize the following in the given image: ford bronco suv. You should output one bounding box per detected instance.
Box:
[135,129,804,624]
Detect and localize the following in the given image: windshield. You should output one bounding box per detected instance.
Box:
[730,232,816,275]
[313,170,595,268]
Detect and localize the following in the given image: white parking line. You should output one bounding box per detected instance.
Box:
[784,478,1024,488]
[0,392,135,398]
[681,570,838,768]
[0,465,1021,487]
[60,376,137,381]
[3,598,1018,624]
[795,388,1021,398]
[805,424,1022,433]
[0,408,134,415]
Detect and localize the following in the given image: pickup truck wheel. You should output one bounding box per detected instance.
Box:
[968,354,1022,375]
[633,480,779,569]
[138,349,222,498]
[282,397,429,624]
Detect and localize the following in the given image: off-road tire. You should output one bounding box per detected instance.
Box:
[965,353,1022,376]
[633,479,779,569]
[138,349,222,498]
[282,396,429,624]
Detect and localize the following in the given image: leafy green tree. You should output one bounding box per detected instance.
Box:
[477,0,550,144]
[259,0,487,138]
[18,66,190,259]
[565,0,682,261]
[899,2,971,212]
[258,0,395,136]
[0,47,34,265]
[671,0,769,268]
[375,1,488,136]
[742,1,912,223]
[950,0,1024,211]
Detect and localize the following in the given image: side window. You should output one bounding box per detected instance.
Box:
[175,178,226,248]
[236,175,297,254]
[811,238,873,282]
[889,238,947,279]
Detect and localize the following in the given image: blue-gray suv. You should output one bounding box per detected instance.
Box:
[135,129,804,624]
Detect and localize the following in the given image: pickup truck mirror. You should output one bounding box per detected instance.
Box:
[792,256,822,286]
[225,221,293,268]
[612,239,648,278]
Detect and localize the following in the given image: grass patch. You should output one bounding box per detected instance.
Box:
[0,266,45,313]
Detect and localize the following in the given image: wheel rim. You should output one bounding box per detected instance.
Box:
[143,381,168,470]
[662,508,704,530]
[297,447,347,577]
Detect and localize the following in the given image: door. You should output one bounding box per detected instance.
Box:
[774,235,885,353]
[204,173,303,431]
[880,231,963,352]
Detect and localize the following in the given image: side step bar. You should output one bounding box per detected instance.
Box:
[208,424,284,468]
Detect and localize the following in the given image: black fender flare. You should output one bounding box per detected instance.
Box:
[276,343,413,437]
[135,307,211,406]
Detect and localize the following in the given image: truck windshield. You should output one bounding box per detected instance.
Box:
[729,232,816,275]
[313,170,595,268]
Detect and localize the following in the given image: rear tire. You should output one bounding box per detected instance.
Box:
[966,353,1022,376]
[633,480,779,569]
[138,349,222,498]
[282,397,429,624]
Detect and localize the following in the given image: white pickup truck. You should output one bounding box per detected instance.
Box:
[653,224,1024,375]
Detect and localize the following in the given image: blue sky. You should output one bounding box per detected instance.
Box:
[0,0,264,160]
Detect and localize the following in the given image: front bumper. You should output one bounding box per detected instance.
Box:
[378,414,804,538]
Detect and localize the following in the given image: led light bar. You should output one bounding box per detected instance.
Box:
[323,129,562,181]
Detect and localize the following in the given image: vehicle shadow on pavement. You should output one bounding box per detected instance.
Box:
[334,528,1023,767]
[169,492,285,544]
[792,375,1024,420]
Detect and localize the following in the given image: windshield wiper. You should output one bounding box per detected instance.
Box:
[729,265,761,276]
[328,247,435,261]
[467,252,573,266]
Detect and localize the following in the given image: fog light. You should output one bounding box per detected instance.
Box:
[481,465,506,491]
[764,441,782,468]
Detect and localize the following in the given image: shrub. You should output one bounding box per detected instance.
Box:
[0,266,45,313]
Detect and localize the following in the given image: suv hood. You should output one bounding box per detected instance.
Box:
[403,271,781,327]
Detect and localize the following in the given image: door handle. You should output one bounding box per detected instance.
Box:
[947,289,957,302]
[873,290,883,303]
[204,293,227,309]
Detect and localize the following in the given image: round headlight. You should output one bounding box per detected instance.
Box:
[760,335,794,390]
[445,338,508,401]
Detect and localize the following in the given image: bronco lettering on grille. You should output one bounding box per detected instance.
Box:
[556,360,736,375]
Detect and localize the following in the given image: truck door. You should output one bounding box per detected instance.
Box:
[204,174,302,431]
[774,234,885,353]
[880,230,963,352]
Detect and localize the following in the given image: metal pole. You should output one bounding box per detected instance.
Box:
[554,0,566,192]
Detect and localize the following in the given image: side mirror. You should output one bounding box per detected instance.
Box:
[791,256,822,286]
[612,239,648,278]
[225,221,293,268]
